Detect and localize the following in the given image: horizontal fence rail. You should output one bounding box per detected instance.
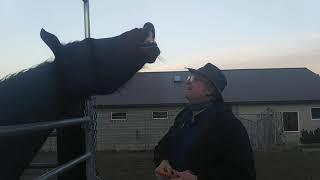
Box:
[35,152,92,180]
[0,117,90,136]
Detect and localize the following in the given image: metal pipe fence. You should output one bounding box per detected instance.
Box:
[0,98,97,180]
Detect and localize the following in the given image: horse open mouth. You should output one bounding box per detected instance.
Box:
[139,22,160,63]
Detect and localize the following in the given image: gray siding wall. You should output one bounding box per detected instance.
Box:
[95,107,182,151]
[40,106,182,152]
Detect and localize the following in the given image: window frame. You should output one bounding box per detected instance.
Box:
[152,111,169,120]
[311,107,320,120]
[281,111,300,133]
[111,112,127,121]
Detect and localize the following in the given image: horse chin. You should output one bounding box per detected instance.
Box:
[140,45,160,63]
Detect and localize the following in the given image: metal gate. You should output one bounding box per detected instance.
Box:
[237,108,284,151]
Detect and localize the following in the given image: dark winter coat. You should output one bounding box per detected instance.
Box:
[154,100,256,180]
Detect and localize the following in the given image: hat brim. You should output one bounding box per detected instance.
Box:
[186,67,222,94]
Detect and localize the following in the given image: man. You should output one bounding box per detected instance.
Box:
[153,63,256,180]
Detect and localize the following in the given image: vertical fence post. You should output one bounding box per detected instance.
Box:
[85,97,97,180]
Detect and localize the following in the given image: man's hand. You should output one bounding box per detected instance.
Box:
[171,171,197,180]
[155,160,178,179]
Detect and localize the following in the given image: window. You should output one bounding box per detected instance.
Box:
[152,111,168,119]
[111,112,127,120]
[311,108,320,120]
[282,112,299,132]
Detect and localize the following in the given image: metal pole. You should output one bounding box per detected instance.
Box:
[83,0,91,38]
[85,98,97,180]
[85,123,95,180]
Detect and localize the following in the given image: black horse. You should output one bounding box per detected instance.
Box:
[0,23,160,179]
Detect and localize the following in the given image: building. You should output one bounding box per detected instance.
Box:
[42,67,320,151]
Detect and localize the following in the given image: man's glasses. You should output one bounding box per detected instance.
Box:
[186,75,207,83]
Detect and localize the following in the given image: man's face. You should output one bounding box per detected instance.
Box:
[185,74,210,103]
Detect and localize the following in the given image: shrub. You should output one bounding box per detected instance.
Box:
[300,128,320,144]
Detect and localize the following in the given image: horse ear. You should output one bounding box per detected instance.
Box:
[40,29,62,55]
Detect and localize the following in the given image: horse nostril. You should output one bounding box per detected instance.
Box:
[144,31,155,44]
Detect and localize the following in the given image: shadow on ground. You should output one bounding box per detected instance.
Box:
[21,151,320,180]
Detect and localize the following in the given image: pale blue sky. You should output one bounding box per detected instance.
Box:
[1,0,319,78]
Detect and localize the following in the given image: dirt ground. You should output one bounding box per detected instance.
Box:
[22,151,320,180]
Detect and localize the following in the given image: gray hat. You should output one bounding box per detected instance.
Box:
[187,63,227,93]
